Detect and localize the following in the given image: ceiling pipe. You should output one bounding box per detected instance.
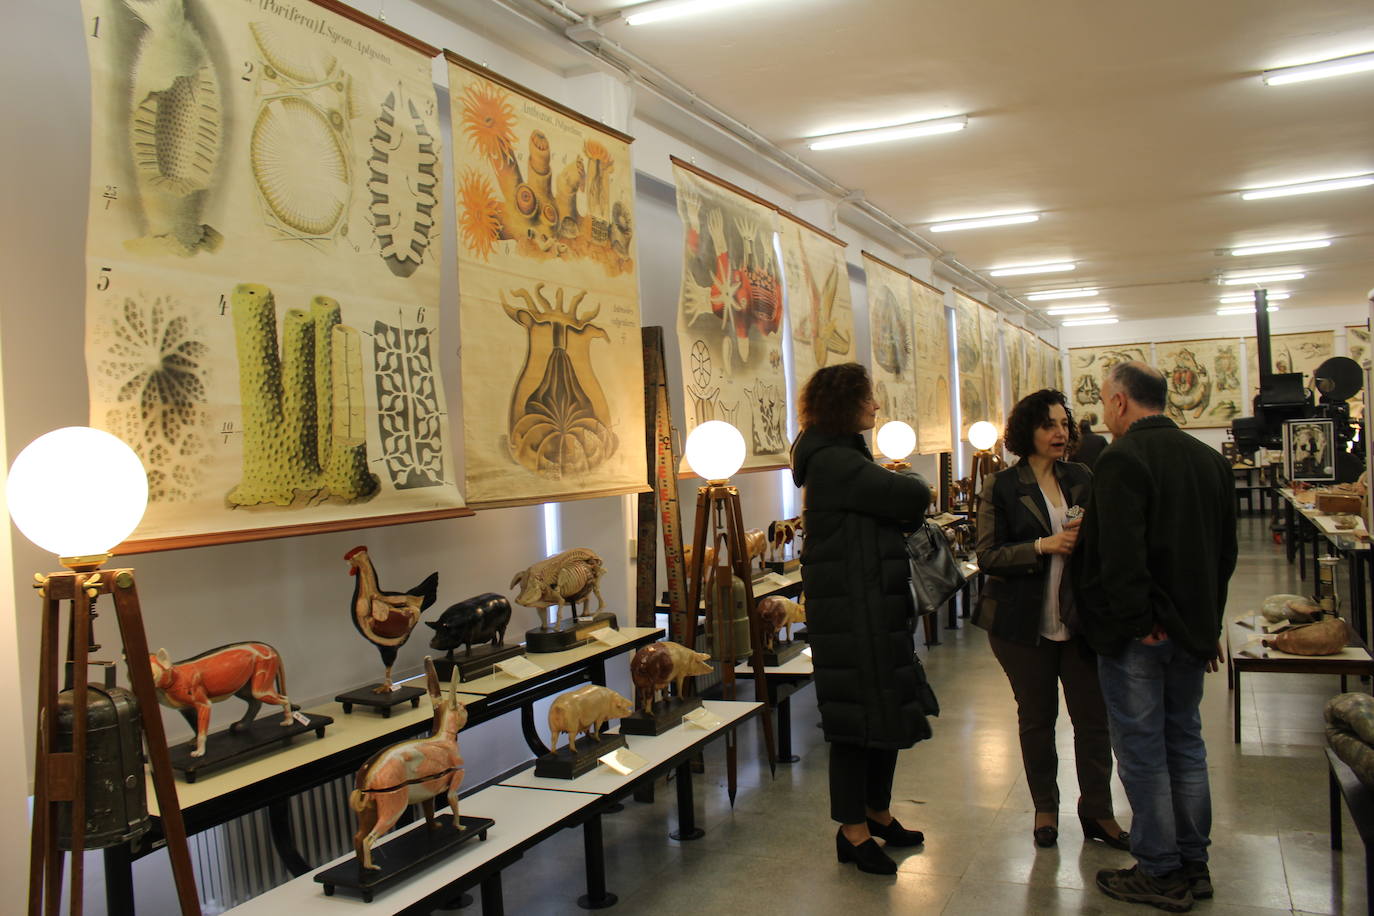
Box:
[479,0,1055,333]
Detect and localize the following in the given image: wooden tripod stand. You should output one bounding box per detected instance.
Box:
[683,482,777,802]
[28,565,200,916]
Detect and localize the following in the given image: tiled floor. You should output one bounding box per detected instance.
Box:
[488,514,1371,914]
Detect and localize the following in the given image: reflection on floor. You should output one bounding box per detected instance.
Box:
[489,514,1369,915]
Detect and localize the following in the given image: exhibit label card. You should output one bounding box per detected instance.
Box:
[496,656,543,680]
[682,706,724,731]
[591,627,628,647]
[598,746,648,775]
[79,0,464,546]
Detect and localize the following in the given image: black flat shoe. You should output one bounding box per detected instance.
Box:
[1033,824,1058,848]
[1080,815,1131,851]
[836,828,898,874]
[866,816,925,847]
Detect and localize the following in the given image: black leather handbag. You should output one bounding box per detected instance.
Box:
[905,521,967,615]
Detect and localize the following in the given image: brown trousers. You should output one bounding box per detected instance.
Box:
[988,632,1115,819]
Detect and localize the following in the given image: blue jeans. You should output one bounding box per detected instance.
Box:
[1097,638,1211,876]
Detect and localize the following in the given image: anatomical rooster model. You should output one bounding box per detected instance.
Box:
[344,546,439,693]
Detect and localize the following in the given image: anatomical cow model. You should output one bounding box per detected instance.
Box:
[349,658,467,871]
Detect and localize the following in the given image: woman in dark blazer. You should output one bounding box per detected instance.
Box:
[973,388,1128,850]
[791,363,936,875]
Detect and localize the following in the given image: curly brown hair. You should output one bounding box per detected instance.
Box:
[798,363,872,435]
[1003,388,1079,459]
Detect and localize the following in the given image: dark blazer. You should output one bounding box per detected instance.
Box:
[791,428,936,749]
[1075,415,1238,659]
[973,460,1092,646]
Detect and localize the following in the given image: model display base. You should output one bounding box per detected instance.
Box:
[432,644,528,683]
[619,696,702,736]
[525,612,618,654]
[335,685,425,717]
[534,732,627,779]
[314,814,493,903]
[763,639,807,667]
[763,557,800,574]
[168,712,333,783]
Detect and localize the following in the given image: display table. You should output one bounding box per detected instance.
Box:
[222,700,761,915]
[1325,746,1374,913]
[1227,614,1374,743]
[730,647,814,763]
[1275,487,1370,641]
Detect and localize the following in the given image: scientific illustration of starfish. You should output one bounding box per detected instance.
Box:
[802,245,850,368]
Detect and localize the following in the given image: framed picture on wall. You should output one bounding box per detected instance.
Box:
[1283,418,1336,483]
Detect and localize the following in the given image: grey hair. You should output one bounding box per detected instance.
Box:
[1106,361,1166,410]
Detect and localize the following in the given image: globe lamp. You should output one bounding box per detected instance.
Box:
[684,420,746,483]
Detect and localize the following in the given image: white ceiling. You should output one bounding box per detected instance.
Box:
[453,0,1374,323]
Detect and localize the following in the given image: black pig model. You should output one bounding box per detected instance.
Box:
[427,593,512,657]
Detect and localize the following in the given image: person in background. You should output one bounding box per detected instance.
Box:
[791,363,937,876]
[1075,415,1110,469]
[1078,361,1237,912]
[974,389,1128,851]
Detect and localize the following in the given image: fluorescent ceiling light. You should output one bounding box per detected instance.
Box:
[988,260,1075,277]
[1229,238,1331,257]
[623,0,765,25]
[1262,50,1374,86]
[807,116,968,151]
[928,211,1039,233]
[1219,292,1290,303]
[1061,317,1118,327]
[1025,287,1098,301]
[1219,270,1306,285]
[1044,304,1111,316]
[1216,306,1280,315]
[1241,174,1374,200]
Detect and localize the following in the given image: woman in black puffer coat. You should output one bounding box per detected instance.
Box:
[791,363,937,875]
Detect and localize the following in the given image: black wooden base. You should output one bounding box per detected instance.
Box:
[534,732,627,779]
[168,712,333,783]
[619,696,702,736]
[763,639,807,667]
[335,685,425,717]
[432,644,528,683]
[314,814,493,903]
[763,557,800,574]
[525,612,618,654]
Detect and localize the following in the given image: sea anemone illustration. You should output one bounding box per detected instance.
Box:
[460,80,517,163]
[583,139,613,170]
[458,168,505,259]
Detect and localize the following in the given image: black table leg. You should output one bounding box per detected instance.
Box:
[1233,667,1242,744]
[588,659,607,687]
[777,694,799,764]
[480,873,504,916]
[577,813,617,909]
[520,703,550,757]
[268,798,309,876]
[670,759,704,841]
[1330,765,1343,851]
[104,845,136,916]
[1285,501,1296,564]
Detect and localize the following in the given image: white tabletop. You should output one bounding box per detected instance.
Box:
[149,693,484,815]
[497,699,761,796]
[223,784,593,913]
[1228,615,1372,662]
[731,647,814,677]
[453,626,661,695]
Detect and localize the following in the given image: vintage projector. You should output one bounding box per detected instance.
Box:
[1232,356,1366,484]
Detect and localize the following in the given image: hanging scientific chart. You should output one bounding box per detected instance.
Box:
[448,53,646,507]
[1154,338,1244,428]
[1069,343,1151,431]
[911,277,951,454]
[80,0,466,548]
[862,254,918,432]
[778,212,854,396]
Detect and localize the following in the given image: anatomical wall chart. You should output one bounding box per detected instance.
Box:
[778,213,854,398]
[1154,338,1244,428]
[863,254,918,433]
[1069,343,1151,431]
[911,277,951,454]
[1245,330,1335,406]
[447,53,646,507]
[80,0,465,547]
[673,159,787,472]
[954,291,1004,437]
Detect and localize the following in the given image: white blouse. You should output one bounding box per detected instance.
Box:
[1039,484,1071,642]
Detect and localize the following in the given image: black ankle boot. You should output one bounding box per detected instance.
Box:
[866,816,925,847]
[836,828,898,874]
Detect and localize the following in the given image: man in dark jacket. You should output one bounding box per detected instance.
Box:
[1078,362,1237,912]
[1074,416,1109,469]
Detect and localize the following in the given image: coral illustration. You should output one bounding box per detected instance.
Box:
[93,293,210,502]
[367,88,438,278]
[458,169,504,260]
[744,381,786,454]
[501,284,616,478]
[373,320,444,488]
[227,284,378,508]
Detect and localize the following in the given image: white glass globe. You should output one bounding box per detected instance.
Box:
[875,421,916,461]
[684,421,746,481]
[968,420,1000,452]
[7,427,148,558]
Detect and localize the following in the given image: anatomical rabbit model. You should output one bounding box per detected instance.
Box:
[349,658,467,871]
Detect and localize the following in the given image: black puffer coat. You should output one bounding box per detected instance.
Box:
[791,428,936,749]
